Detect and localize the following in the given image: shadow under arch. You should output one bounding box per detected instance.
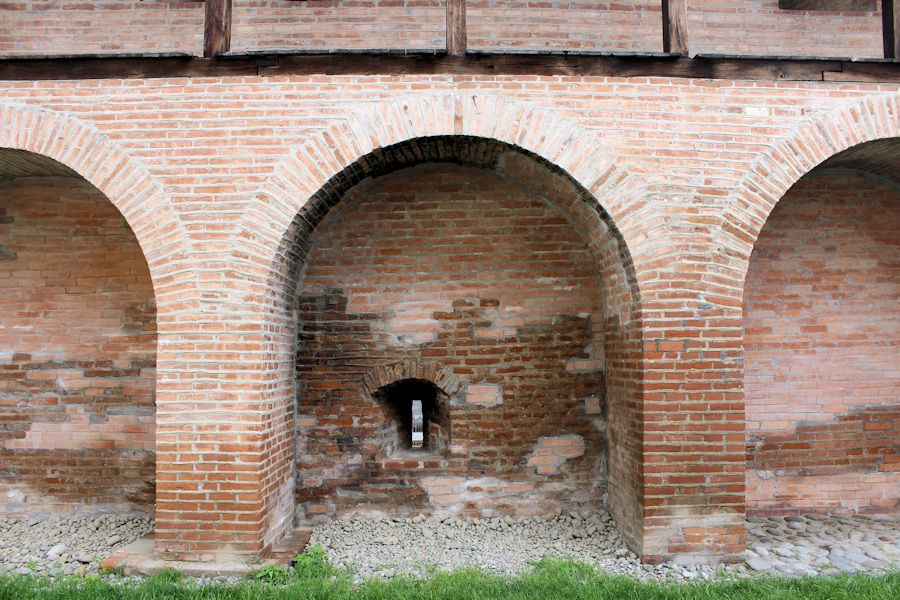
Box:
[264,134,649,554]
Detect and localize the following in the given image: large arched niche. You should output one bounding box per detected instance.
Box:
[0,148,158,518]
[263,136,645,551]
[743,138,900,516]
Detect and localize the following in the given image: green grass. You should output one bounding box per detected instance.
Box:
[0,560,898,600]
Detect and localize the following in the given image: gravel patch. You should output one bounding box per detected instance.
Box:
[0,514,153,578]
[1,510,897,585]
[305,510,900,583]
[306,509,732,583]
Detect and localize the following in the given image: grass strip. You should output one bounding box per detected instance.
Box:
[0,560,898,600]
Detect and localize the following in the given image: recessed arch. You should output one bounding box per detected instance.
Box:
[717,93,900,278]
[0,103,187,279]
[263,133,648,556]
[0,155,158,520]
[0,105,189,555]
[719,94,900,514]
[742,156,900,516]
[230,94,653,557]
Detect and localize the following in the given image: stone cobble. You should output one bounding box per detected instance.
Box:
[743,514,900,577]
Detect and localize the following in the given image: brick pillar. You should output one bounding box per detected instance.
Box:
[153,315,294,561]
[637,262,746,564]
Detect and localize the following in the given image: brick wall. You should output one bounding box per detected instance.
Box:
[0,1,203,56]
[0,177,157,517]
[744,170,900,515]
[294,164,608,521]
[0,1,885,58]
[467,0,662,53]
[689,0,883,58]
[232,0,445,52]
[0,80,897,563]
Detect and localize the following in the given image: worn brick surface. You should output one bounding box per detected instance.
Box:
[689,0,883,57]
[0,1,204,56]
[293,165,607,522]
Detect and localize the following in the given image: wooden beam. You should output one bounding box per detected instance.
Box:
[2,53,900,84]
[446,0,467,56]
[885,0,900,59]
[662,0,689,56]
[204,0,232,58]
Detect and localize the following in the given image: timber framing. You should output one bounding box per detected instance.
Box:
[446,0,467,56]
[204,0,232,58]
[0,53,898,83]
[662,0,690,56]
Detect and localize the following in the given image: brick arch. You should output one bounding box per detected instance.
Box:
[717,93,900,280]
[361,360,464,400]
[0,103,185,280]
[235,93,650,301]
[0,106,167,523]
[711,94,900,532]
[242,95,652,558]
[222,94,659,560]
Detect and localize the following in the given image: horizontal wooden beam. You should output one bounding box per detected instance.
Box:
[0,53,898,83]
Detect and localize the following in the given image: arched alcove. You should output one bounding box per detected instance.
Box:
[283,137,637,525]
[0,149,157,518]
[743,139,900,515]
[372,378,450,457]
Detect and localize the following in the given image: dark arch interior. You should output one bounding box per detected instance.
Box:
[815,138,900,185]
[273,135,634,307]
[373,379,448,455]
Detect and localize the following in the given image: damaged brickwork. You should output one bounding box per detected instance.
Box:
[294,165,608,522]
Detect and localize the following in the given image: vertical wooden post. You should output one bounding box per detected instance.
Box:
[885,0,900,59]
[447,0,467,56]
[204,0,233,58]
[662,0,689,56]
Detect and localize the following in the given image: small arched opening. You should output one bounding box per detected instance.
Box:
[372,378,450,457]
